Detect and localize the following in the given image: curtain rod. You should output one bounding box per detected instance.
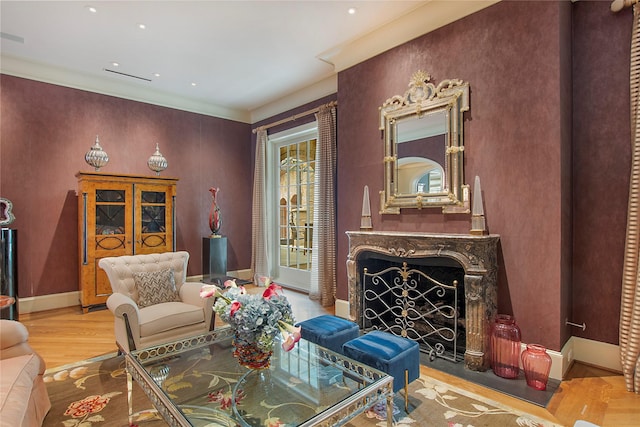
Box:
[611,0,637,12]
[252,100,337,134]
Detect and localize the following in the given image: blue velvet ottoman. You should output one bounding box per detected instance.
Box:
[342,330,420,411]
[296,315,360,354]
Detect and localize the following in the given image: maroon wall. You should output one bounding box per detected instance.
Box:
[337,1,582,351]
[0,1,631,352]
[572,3,632,345]
[0,76,253,298]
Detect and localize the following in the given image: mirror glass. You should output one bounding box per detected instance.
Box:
[380,71,470,214]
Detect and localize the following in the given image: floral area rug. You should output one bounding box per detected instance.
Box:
[42,353,562,427]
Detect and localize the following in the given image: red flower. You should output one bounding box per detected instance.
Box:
[230,301,242,316]
[64,394,110,418]
[262,282,283,300]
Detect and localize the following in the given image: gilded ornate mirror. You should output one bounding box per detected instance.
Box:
[379,71,470,214]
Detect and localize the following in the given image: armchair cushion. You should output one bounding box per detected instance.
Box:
[134,268,181,308]
[138,301,204,337]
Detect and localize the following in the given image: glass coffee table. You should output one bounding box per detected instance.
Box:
[125,326,394,427]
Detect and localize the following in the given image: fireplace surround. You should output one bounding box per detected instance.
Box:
[346,231,500,371]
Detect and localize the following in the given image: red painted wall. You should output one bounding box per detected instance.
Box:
[334,0,627,351]
[0,1,630,351]
[0,76,253,298]
[572,2,632,345]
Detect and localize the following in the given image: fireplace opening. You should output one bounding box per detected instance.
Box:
[357,252,466,363]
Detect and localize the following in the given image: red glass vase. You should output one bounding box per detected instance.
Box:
[521,344,552,390]
[490,314,521,379]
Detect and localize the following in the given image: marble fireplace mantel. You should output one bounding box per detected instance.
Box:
[346,230,500,371]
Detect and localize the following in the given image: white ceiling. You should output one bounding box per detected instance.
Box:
[0,1,498,123]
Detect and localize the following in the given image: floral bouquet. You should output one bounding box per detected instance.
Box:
[200,278,301,369]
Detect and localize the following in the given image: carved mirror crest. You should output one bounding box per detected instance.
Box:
[379,71,470,214]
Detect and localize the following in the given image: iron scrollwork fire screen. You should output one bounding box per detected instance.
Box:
[361,261,462,362]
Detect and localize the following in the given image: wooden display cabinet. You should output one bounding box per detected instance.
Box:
[77,172,178,312]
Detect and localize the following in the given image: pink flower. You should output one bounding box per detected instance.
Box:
[199,284,219,299]
[279,321,301,351]
[224,279,237,288]
[262,282,283,300]
[230,301,242,316]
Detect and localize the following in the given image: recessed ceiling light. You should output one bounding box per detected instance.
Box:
[153,73,160,77]
[138,23,146,30]
[111,62,119,67]
[348,7,356,15]
[86,5,97,13]
[191,82,197,87]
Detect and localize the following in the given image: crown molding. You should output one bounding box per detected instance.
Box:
[250,75,337,124]
[319,0,500,72]
[0,54,251,123]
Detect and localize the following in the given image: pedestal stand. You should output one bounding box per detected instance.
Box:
[203,236,227,284]
[1,228,18,320]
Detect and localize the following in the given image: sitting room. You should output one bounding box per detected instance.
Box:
[1,1,639,426]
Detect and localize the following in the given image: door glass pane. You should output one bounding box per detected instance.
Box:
[141,191,166,204]
[279,138,315,271]
[141,205,166,233]
[95,189,125,234]
[96,189,124,203]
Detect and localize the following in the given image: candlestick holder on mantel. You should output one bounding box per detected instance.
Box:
[470,175,486,236]
[360,185,373,231]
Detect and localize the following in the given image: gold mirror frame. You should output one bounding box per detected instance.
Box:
[380,71,470,214]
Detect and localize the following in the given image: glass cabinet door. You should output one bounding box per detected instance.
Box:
[134,184,174,254]
[93,184,132,258]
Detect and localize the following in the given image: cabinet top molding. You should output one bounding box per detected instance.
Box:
[76,171,179,182]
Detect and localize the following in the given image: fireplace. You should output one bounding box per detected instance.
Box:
[346,231,499,371]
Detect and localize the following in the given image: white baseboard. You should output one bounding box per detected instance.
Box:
[19,269,253,314]
[561,336,622,375]
[18,291,80,314]
[335,298,351,319]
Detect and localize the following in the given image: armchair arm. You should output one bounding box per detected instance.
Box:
[0,320,46,372]
[0,319,28,350]
[180,282,210,306]
[106,293,141,352]
[179,282,215,330]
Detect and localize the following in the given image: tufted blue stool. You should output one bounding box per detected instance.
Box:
[296,315,360,354]
[342,330,420,412]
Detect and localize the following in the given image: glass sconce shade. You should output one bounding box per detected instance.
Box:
[85,135,109,171]
[147,143,168,175]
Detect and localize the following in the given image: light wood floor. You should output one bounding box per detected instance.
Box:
[17,288,640,427]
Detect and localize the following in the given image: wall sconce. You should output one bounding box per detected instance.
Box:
[84,135,109,171]
[147,143,168,175]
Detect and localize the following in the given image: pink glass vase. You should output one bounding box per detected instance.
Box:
[490,314,521,379]
[521,344,552,390]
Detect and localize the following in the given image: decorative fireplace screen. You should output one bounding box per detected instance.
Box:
[361,261,463,362]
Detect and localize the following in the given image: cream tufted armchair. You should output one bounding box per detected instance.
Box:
[98,251,216,353]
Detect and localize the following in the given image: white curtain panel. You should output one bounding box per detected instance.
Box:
[620,3,640,394]
[310,104,337,307]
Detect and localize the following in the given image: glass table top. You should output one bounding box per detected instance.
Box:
[126,327,393,427]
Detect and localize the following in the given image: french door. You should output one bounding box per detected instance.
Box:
[267,123,317,292]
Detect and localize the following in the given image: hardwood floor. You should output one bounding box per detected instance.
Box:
[17,288,640,427]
